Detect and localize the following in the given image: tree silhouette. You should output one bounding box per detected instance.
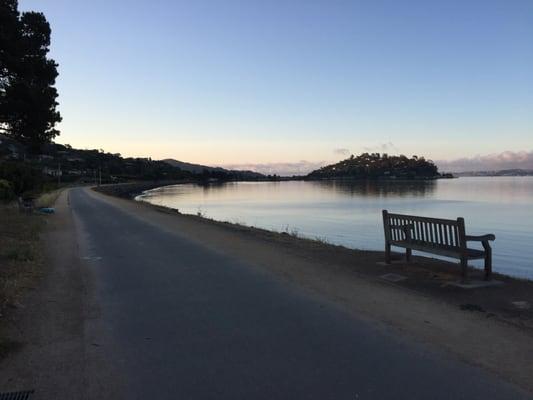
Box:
[0,0,61,151]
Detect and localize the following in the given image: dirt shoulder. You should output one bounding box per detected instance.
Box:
[0,188,64,360]
[91,187,533,392]
[0,204,44,360]
[0,190,122,399]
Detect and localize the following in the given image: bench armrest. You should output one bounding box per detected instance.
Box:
[465,234,495,242]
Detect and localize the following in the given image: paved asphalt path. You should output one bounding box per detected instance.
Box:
[69,188,530,399]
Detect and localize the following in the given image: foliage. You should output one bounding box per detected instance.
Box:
[0,178,13,200]
[0,160,44,195]
[0,0,61,151]
[308,153,440,179]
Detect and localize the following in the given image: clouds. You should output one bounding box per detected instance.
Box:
[362,141,398,153]
[333,143,400,158]
[436,150,533,172]
[333,148,350,156]
[221,161,328,177]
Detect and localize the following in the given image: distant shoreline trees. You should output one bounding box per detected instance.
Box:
[307,153,441,180]
[0,0,61,152]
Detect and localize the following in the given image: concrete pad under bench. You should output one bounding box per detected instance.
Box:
[448,280,504,289]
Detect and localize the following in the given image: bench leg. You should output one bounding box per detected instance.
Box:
[484,247,492,281]
[405,248,412,262]
[385,243,391,264]
[460,256,468,282]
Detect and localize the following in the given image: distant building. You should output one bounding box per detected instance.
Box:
[43,167,62,177]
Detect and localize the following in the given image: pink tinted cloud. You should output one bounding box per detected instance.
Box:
[437,150,533,172]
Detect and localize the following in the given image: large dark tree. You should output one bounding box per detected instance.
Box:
[0,0,19,80]
[0,0,61,151]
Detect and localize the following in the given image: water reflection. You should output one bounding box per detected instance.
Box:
[146,179,437,201]
[309,179,437,198]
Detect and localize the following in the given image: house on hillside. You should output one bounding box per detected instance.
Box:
[43,166,62,177]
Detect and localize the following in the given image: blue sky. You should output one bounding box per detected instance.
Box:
[20,0,533,172]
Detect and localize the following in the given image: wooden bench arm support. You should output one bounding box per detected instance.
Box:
[465,234,495,242]
[465,234,495,280]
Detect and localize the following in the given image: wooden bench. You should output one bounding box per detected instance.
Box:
[382,210,495,281]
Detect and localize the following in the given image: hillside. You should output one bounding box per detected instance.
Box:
[307,153,441,180]
[453,169,533,177]
[162,159,264,179]
[0,136,266,197]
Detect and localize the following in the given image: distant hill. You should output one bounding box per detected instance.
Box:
[0,136,270,196]
[162,159,265,179]
[307,153,442,180]
[453,169,533,177]
[0,137,197,195]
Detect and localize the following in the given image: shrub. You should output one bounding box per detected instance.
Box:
[0,179,14,201]
[0,161,44,196]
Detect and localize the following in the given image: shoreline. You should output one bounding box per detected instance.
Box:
[100,180,532,282]
[135,191,533,285]
[89,185,533,392]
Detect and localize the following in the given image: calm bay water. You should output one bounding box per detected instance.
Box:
[137,177,533,280]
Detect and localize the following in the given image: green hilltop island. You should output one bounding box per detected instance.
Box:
[307,153,451,180]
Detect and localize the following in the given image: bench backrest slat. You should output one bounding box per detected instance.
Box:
[383,210,465,250]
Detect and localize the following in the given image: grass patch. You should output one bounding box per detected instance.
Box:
[34,189,62,209]
[0,202,45,359]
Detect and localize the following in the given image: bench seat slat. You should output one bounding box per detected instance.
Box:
[390,240,485,259]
